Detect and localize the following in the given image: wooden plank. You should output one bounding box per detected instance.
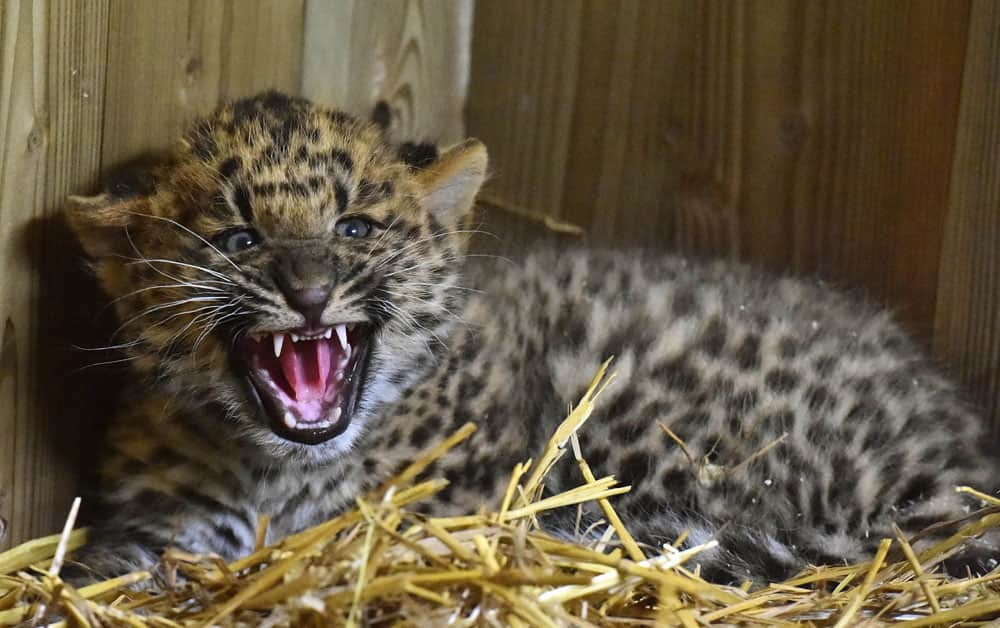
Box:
[469,0,970,341]
[934,0,1000,435]
[302,0,473,144]
[0,0,306,548]
[0,0,110,549]
[101,0,304,164]
[786,0,970,341]
[466,0,581,216]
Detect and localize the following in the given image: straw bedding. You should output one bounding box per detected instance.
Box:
[2,361,999,627]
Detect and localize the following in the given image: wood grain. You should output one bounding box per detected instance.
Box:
[0,0,110,549]
[468,0,971,343]
[934,0,1000,434]
[0,0,473,546]
[101,0,304,164]
[302,0,472,144]
[0,0,306,548]
[786,0,970,342]
[467,0,582,217]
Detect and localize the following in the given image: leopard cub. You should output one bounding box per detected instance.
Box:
[65,92,998,584]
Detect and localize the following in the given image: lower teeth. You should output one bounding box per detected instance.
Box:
[283,413,339,430]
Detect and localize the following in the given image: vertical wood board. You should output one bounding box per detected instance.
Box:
[101,0,305,166]
[934,0,1000,433]
[302,0,472,144]
[468,0,971,342]
[0,0,111,549]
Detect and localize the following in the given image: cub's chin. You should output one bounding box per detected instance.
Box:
[233,323,374,445]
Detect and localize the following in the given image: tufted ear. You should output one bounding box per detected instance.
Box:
[414,139,488,229]
[66,164,158,259]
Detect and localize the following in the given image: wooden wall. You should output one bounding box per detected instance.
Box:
[1,0,997,550]
[468,0,1000,434]
[0,0,472,549]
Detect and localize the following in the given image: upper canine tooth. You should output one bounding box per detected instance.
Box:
[273,333,285,357]
[335,324,348,350]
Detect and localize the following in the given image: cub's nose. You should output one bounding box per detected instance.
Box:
[283,285,332,328]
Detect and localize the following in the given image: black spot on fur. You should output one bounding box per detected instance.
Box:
[259,90,295,113]
[253,183,276,197]
[805,385,835,413]
[660,469,689,494]
[449,407,472,431]
[699,318,727,357]
[587,446,610,469]
[458,378,484,402]
[654,358,701,392]
[279,181,309,196]
[765,369,800,394]
[230,98,259,126]
[218,156,242,180]
[896,473,937,507]
[330,149,354,173]
[606,388,638,421]
[736,334,762,370]
[232,185,254,224]
[398,141,439,169]
[326,109,353,126]
[618,451,656,489]
[334,181,349,213]
[424,415,443,433]
[307,176,325,192]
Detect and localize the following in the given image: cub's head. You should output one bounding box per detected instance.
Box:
[67,92,487,461]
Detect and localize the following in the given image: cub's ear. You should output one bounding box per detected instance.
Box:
[65,193,134,258]
[66,162,158,258]
[414,139,488,228]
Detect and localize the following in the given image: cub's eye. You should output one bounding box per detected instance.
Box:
[216,229,259,253]
[334,216,372,239]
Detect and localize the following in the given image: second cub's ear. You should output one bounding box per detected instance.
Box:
[413,139,488,229]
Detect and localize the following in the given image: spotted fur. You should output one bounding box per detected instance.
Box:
[65,92,999,585]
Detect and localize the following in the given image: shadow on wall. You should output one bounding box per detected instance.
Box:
[23,204,125,525]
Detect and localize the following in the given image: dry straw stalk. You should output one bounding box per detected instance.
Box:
[1,360,999,626]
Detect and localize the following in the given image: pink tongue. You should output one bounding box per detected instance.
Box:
[279,338,332,401]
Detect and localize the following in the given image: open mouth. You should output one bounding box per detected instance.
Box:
[239,324,372,445]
